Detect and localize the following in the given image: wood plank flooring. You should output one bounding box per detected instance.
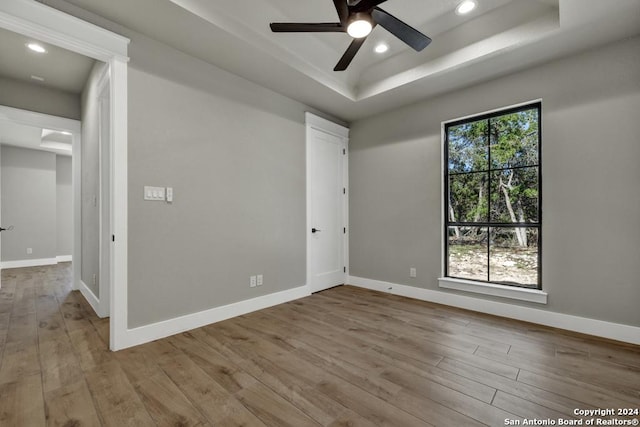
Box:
[1,263,639,426]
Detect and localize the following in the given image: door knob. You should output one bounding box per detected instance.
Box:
[311,228,321,233]
[0,225,13,232]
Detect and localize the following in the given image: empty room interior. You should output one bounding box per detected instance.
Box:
[0,0,639,425]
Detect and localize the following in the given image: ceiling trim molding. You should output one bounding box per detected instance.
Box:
[0,0,130,62]
[0,104,80,134]
[168,0,356,100]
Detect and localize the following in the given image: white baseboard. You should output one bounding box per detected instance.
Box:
[78,280,104,318]
[117,285,312,350]
[348,276,640,346]
[0,258,57,269]
[56,255,72,263]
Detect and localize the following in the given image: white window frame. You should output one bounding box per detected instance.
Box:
[438,99,548,304]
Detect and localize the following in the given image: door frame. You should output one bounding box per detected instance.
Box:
[97,67,111,318]
[0,0,130,350]
[305,112,349,293]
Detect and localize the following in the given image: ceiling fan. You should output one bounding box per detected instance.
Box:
[270,0,432,71]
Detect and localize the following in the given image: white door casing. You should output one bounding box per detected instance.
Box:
[306,113,349,293]
[98,70,111,318]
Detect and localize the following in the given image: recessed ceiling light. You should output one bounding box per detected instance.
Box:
[455,0,477,15]
[374,43,389,54]
[27,43,47,53]
[31,75,45,82]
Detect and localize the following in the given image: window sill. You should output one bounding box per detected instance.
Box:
[438,277,548,304]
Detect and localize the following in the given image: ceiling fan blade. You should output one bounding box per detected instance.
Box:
[372,7,431,51]
[351,0,388,13]
[333,0,349,26]
[270,22,344,32]
[334,37,367,71]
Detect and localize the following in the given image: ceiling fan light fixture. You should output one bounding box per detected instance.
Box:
[347,13,373,38]
[455,0,477,15]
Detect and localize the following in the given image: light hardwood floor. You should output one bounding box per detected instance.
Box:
[0,263,638,426]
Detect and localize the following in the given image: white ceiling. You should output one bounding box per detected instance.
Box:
[45,0,640,121]
[0,26,94,94]
[0,120,72,156]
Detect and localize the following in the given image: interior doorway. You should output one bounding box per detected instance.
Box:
[0,0,129,350]
[305,113,349,293]
[0,106,80,291]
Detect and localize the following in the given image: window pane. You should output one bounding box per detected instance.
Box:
[490,167,539,223]
[448,120,488,173]
[490,109,539,169]
[448,226,488,281]
[489,227,538,287]
[449,172,488,223]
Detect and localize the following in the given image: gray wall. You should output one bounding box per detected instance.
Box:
[0,76,81,120]
[80,61,106,295]
[1,145,57,261]
[56,155,73,257]
[126,34,310,327]
[38,0,345,328]
[349,36,640,327]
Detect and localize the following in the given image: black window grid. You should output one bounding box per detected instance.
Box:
[444,102,542,289]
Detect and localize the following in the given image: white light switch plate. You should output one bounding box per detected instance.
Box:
[144,186,166,201]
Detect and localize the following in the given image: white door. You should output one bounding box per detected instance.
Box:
[307,115,348,293]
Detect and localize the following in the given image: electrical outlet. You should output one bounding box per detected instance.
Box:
[410,267,417,278]
[93,274,97,286]
[257,274,263,286]
[250,276,257,288]
[26,248,33,255]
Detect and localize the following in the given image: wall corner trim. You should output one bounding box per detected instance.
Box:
[348,276,640,345]
[114,285,311,351]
